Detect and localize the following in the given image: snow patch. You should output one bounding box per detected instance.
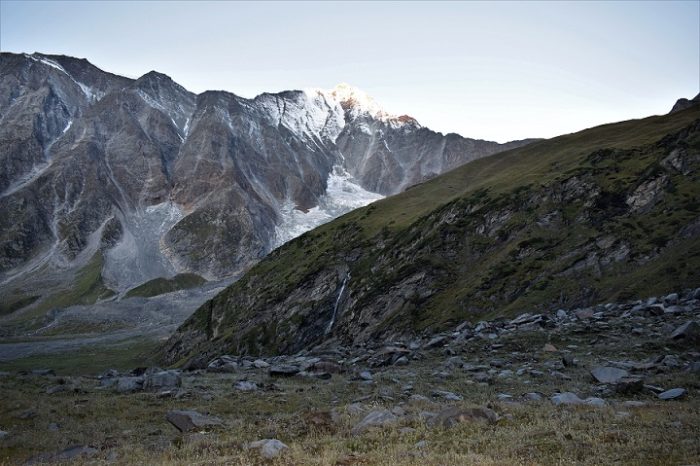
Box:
[103,202,184,293]
[273,166,383,247]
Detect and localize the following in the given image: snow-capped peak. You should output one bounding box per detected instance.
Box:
[311,83,420,129]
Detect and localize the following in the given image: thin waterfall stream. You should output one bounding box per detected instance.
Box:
[326,272,350,334]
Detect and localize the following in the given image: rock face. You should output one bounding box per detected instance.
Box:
[0,53,534,315]
[163,103,700,362]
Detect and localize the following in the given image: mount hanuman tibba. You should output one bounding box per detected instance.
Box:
[0,52,534,315]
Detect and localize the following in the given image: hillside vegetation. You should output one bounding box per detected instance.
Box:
[163,106,700,364]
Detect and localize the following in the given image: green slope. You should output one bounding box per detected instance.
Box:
[163,105,700,364]
[124,273,206,298]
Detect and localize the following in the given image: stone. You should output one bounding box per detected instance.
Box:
[663,292,679,304]
[591,366,629,384]
[309,361,342,373]
[206,356,239,373]
[584,397,607,408]
[166,410,223,432]
[46,385,68,395]
[53,445,98,461]
[542,343,558,352]
[562,355,577,367]
[424,335,447,349]
[614,378,644,394]
[428,406,499,428]
[556,309,568,319]
[551,392,584,405]
[671,321,699,342]
[523,392,543,402]
[269,365,300,377]
[253,359,270,369]
[234,381,258,391]
[394,356,410,366]
[0,430,8,440]
[621,401,646,408]
[143,370,181,392]
[30,369,55,376]
[431,390,463,401]
[351,410,398,434]
[658,388,687,400]
[248,439,288,459]
[115,376,144,393]
[358,370,373,381]
[472,372,491,383]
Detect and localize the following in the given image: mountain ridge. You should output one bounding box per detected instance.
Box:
[0,51,534,331]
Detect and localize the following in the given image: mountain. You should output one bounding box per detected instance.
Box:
[162,101,700,364]
[670,93,700,114]
[0,52,535,321]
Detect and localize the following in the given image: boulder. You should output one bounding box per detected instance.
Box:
[143,370,181,391]
[115,376,144,393]
[431,390,463,401]
[591,366,629,384]
[248,439,288,459]
[234,381,258,391]
[671,321,699,342]
[551,392,583,405]
[658,388,687,400]
[269,365,300,377]
[206,356,239,373]
[166,410,223,432]
[427,406,499,428]
[351,410,398,435]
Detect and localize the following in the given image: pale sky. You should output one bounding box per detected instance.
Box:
[1,1,698,142]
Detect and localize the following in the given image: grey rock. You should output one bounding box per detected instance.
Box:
[269,365,301,377]
[253,359,270,369]
[424,335,447,349]
[427,406,499,428]
[551,392,584,405]
[591,366,629,384]
[394,356,410,366]
[115,376,144,393]
[658,388,687,400]
[53,445,99,461]
[206,356,239,373]
[584,397,607,407]
[234,380,258,391]
[248,439,288,459]
[0,430,8,440]
[523,392,543,402]
[358,370,373,381]
[431,390,463,401]
[671,321,699,342]
[166,410,223,432]
[351,409,398,434]
[143,370,181,391]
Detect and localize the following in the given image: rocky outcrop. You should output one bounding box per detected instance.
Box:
[670,93,700,114]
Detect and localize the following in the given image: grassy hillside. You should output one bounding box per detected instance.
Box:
[163,106,700,363]
[124,273,206,298]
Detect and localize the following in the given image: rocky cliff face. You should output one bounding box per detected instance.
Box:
[162,104,700,364]
[0,53,534,310]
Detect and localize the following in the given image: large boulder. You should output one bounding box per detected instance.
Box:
[166,410,223,432]
[143,370,181,391]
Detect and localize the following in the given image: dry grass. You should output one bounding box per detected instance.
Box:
[1,356,698,465]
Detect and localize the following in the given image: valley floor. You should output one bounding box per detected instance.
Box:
[0,291,698,465]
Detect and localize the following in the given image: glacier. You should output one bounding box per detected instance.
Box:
[273,166,384,247]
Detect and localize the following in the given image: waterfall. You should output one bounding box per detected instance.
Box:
[325,272,350,334]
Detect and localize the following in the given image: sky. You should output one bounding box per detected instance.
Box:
[1,1,698,142]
